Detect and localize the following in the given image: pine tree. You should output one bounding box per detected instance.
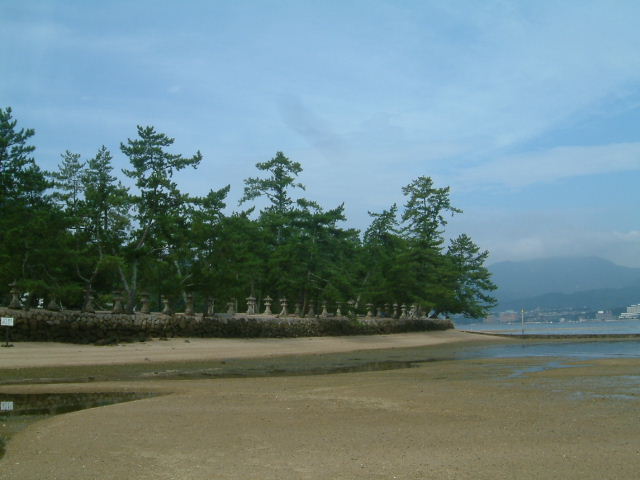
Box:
[446,234,497,318]
[49,150,85,230]
[0,107,66,301]
[400,176,462,314]
[239,151,304,214]
[120,126,202,309]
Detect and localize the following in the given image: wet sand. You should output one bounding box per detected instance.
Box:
[1,331,639,479]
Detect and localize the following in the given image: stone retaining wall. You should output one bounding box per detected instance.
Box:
[0,307,453,344]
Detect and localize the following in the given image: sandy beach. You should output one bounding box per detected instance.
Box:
[0,330,491,369]
[1,331,639,479]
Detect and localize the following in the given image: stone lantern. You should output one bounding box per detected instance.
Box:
[206,298,215,316]
[46,295,61,311]
[8,281,21,309]
[82,288,95,313]
[366,303,373,318]
[263,296,272,315]
[112,291,124,314]
[161,295,173,315]
[140,292,151,314]
[226,301,235,314]
[185,293,195,316]
[246,295,256,315]
[279,298,288,316]
[347,299,356,316]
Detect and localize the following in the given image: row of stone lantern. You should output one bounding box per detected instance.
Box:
[93,290,205,316]
[5,282,422,319]
[242,295,421,319]
[7,281,63,311]
[4,282,207,317]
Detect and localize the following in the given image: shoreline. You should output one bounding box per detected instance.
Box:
[459,330,640,339]
[0,329,502,370]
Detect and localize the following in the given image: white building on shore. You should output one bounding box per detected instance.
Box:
[619,304,640,320]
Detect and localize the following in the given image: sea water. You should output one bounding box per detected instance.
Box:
[456,339,640,360]
[458,318,640,335]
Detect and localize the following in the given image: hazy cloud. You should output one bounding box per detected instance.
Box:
[456,143,640,189]
[277,95,349,159]
[488,229,640,268]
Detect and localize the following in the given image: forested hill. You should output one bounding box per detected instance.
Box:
[490,257,640,309]
[497,285,640,312]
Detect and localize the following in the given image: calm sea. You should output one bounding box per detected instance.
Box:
[457,318,640,336]
[455,319,640,360]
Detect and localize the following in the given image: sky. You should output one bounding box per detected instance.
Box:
[2,0,640,266]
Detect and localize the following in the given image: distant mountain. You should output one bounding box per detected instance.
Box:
[498,285,640,312]
[489,256,640,310]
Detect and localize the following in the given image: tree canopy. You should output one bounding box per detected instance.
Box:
[0,107,496,318]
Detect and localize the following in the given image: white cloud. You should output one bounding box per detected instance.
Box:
[449,207,640,268]
[377,2,640,162]
[453,143,640,189]
[489,229,640,268]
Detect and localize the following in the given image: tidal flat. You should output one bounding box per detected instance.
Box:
[1,332,639,479]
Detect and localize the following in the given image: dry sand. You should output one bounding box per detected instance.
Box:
[1,331,639,479]
[0,330,485,368]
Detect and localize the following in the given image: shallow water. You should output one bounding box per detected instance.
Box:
[504,361,583,378]
[459,319,640,335]
[456,340,640,360]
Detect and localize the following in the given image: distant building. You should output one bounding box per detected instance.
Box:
[498,311,518,323]
[595,310,615,321]
[619,304,640,320]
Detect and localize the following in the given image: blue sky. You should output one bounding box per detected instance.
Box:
[2,0,640,266]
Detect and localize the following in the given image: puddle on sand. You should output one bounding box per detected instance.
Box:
[0,392,156,460]
[506,361,585,378]
[564,375,640,401]
[139,357,447,380]
[572,392,638,401]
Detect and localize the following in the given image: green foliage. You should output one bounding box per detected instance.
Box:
[0,107,48,205]
[446,233,497,317]
[82,146,130,247]
[0,107,497,320]
[361,205,405,304]
[120,125,204,309]
[0,107,67,296]
[239,151,304,213]
[121,125,202,250]
[49,150,85,222]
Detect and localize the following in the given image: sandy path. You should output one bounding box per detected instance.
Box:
[0,330,493,368]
